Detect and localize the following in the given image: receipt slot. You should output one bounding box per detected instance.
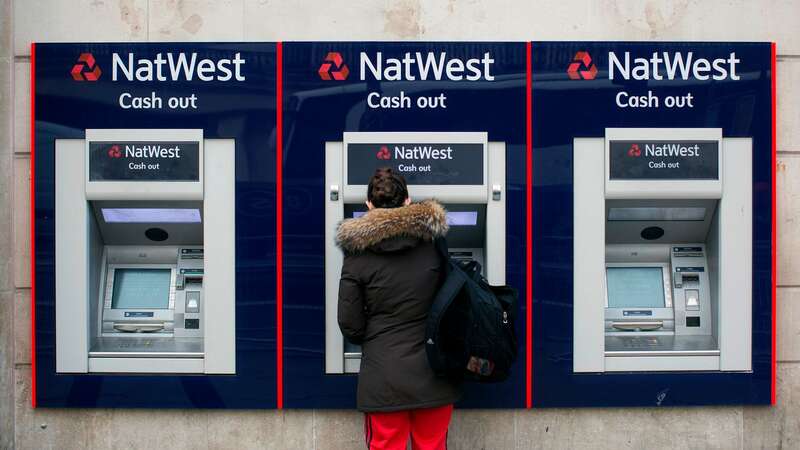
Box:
[55,129,236,374]
[325,132,506,374]
[573,128,752,372]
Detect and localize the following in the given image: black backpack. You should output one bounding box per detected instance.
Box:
[425,237,519,383]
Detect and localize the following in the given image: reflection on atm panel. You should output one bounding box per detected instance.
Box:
[55,129,236,375]
[573,128,752,373]
[324,132,506,374]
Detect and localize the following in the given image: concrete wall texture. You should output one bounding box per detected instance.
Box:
[1,0,799,448]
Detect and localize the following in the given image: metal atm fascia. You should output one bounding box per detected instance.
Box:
[324,132,506,374]
[573,128,752,373]
[55,129,236,374]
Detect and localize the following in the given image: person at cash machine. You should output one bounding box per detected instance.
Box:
[336,167,460,450]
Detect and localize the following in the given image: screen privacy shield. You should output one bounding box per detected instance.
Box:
[111,269,172,309]
[606,267,665,308]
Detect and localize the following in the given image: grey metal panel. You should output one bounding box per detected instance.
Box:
[344,354,360,373]
[604,355,720,372]
[572,138,606,373]
[104,245,179,263]
[707,205,722,353]
[605,198,719,245]
[605,334,719,355]
[578,131,751,374]
[90,336,203,357]
[58,135,233,374]
[605,244,670,263]
[325,141,345,374]
[91,200,203,246]
[203,139,236,374]
[719,138,753,371]
[56,139,90,373]
[486,141,506,286]
[88,357,204,373]
[88,209,105,353]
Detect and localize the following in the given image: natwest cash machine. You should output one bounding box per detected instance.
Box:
[573,128,752,373]
[324,132,506,373]
[55,129,236,374]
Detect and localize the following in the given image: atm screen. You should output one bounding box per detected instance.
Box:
[352,210,478,226]
[445,211,478,226]
[606,267,666,308]
[111,268,171,309]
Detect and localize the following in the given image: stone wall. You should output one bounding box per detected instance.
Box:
[3,1,800,448]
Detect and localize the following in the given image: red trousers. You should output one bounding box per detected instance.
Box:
[364,404,453,450]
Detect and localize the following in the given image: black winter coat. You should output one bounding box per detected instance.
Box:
[336,200,462,412]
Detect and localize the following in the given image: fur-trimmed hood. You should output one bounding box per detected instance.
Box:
[336,200,448,254]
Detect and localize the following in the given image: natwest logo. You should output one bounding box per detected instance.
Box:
[124,144,183,159]
[623,142,701,158]
[318,52,350,81]
[393,145,454,160]
[566,51,597,80]
[608,51,740,81]
[107,145,122,158]
[111,52,245,82]
[71,53,102,81]
[644,143,700,157]
[103,143,184,159]
[360,52,495,81]
[376,146,391,160]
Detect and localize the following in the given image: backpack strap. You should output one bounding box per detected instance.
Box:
[434,236,451,274]
[425,266,467,377]
[426,238,467,377]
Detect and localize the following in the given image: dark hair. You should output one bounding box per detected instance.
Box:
[367,167,408,208]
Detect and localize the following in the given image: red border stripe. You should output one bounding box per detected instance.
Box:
[276,42,284,409]
[30,42,37,409]
[525,41,532,409]
[771,41,777,406]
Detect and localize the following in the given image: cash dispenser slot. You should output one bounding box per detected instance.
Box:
[324,132,506,374]
[611,321,664,331]
[113,323,165,333]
